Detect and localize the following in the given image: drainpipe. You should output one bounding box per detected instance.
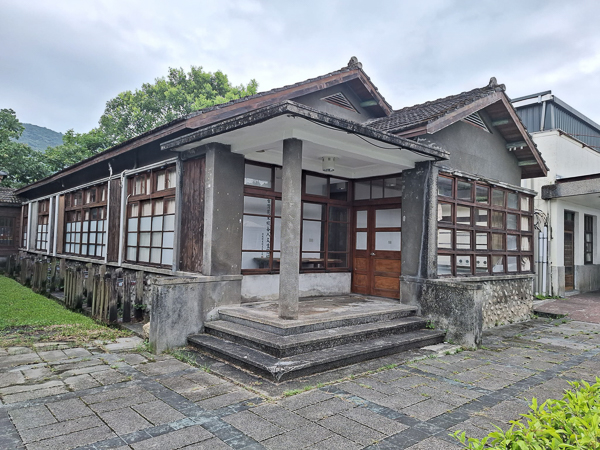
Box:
[105,163,113,263]
[541,225,548,296]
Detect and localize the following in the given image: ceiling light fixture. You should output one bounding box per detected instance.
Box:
[322,156,336,172]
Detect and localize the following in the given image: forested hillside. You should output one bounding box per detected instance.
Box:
[17,123,63,150]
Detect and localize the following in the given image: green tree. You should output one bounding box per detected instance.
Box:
[0,109,50,188]
[97,66,258,145]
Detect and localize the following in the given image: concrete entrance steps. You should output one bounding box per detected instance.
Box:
[187,296,445,382]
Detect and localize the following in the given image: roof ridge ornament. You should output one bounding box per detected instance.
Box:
[488,77,506,92]
[347,56,362,70]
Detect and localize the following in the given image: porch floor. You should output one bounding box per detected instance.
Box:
[218,295,415,330]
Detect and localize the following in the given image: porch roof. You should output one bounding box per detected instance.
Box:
[542,172,600,208]
[160,101,449,178]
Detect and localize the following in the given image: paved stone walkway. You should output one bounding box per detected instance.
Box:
[1,318,599,449]
[534,290,600,323]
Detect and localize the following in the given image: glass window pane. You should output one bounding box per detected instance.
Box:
[129,203,139,217]
[127,233,137,246]
[354,181,370,200]
[491,211,504,228]
[507,192,518,209]
[438,203,452,222]
[83,221,89,232]
[476,256,488,273]
[162,232,174,248]
[88,244,95,255]
[301,253,325,268]
[154,199,164,215]
[457,181,472,201]
[140,232,151,246]
[376,208,401,228]
[330,178,348,201]
[507,214,517,230]
[476,209,488,227]
[521,216,530,231]
[438,176,453,197]
[371,179,383,199]
[150,248,161,264]
[456,206,471,225]
[456,255,471,275]
[328,253,348,269]
[476,186,489,203]
[139,247,150,262]
[329,206,348,222]
[328,222,348,252]
[141,201,152,216]
[438,229,452,249]
[242,215,271,250]
[437,255,451,275]
[90,232,96,243]
[305,175,327,196]
[140,217,151,231]
[356,232,367,250]
[127,247,136,261]
[151,232,162,247]
[167,167,176,189]
[521,256,531,272]
[492,189,504,207]
[128,218,137,232]
[375,231,401,251]
[156,172,166,191]
[507,256,518,272]
[521,196,530,211]
[81,233,88,244]
[384,177,402,198]
[456,231,471,250]
[492,255,504,273]
[273,218,281,251]
[165,198,176,214]
[303,203,325,220]
[152,216,163,231]
[90,220,97,232]
[492,233,504,250]
[164,215,175,231]
[507,235,518,251]
[302,220,325,251]
[162,248,174,266]
[242,252,270,270]
[356,210,367,228]
[274,200,282,217]
[476,233,488,250]
[274,167,282,192]
[521,236,531,252]
[245,164,272,188]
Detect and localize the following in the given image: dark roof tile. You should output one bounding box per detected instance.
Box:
[0,187,24,204]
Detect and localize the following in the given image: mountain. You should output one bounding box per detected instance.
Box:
[17,123,63,151]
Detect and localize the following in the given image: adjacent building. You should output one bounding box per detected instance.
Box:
[514,92,600,297]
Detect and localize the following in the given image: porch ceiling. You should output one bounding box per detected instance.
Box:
[161,101,447,179]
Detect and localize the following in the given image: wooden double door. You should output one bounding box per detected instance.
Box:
[352,205,402,298]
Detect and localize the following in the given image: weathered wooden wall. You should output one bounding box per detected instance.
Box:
[179,156,205,273]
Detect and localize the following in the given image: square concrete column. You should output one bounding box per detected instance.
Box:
[279,138,303,320]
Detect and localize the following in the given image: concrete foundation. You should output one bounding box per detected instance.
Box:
[401,274,534,348]
[241,272,351,302]
[149,275,242,353]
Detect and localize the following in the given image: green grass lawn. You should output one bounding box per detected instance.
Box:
[0,275,130,347]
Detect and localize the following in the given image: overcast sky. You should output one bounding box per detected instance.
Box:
[2,0,600,134]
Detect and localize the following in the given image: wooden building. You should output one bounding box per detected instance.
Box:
[0,187,23,267]
[14,58,547,365]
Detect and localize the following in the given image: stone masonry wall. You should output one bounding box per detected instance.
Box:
[481,277,534,329]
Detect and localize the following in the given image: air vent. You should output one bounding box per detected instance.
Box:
[463,112,490,132]
[321,92,359,113]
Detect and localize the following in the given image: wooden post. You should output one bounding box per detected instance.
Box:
[134,271,144,321]
[86,264,94,307]
[48,258,57,292]
[58,258,66,290]
[103,272,111,322]
[122,273,131,323]
[109,271,118,323]
[41,259,49,294]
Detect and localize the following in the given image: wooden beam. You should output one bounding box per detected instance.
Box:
[360,100,378,107]
[491,119,510,127]
[518,160,539,166]
[426,92,502,134]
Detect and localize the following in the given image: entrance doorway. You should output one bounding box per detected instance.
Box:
[352,205,402,298]
[564,211,575,291]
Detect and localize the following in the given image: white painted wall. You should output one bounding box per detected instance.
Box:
[241,272,351,302]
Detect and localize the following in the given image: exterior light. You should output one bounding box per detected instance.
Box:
[0,170,7,182]
[322,156,336,172]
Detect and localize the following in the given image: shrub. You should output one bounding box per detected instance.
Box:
[453,378,600,449]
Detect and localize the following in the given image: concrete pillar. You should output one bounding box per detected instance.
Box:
[279,138,303,320]
[400,161,439,309]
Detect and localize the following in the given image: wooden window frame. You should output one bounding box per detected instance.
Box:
[436,173,534,277]
[63,183,108,258]
[0,217,15,247]
[125,165,177,268]
[585,214,594,265]
[36,200,50,251]
[21,205,29,248]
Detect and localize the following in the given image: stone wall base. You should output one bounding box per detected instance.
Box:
[401,275,534,348]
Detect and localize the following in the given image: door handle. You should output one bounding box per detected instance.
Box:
[370,253,376,256]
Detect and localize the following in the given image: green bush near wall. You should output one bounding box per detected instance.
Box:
[454,378,600,449]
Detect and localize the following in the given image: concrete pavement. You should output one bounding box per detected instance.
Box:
[0,317,599,449]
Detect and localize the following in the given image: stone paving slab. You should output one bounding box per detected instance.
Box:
[0,317,599,449]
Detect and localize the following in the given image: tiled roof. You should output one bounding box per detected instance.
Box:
[367,78,505,133]
[0,187,24,205]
